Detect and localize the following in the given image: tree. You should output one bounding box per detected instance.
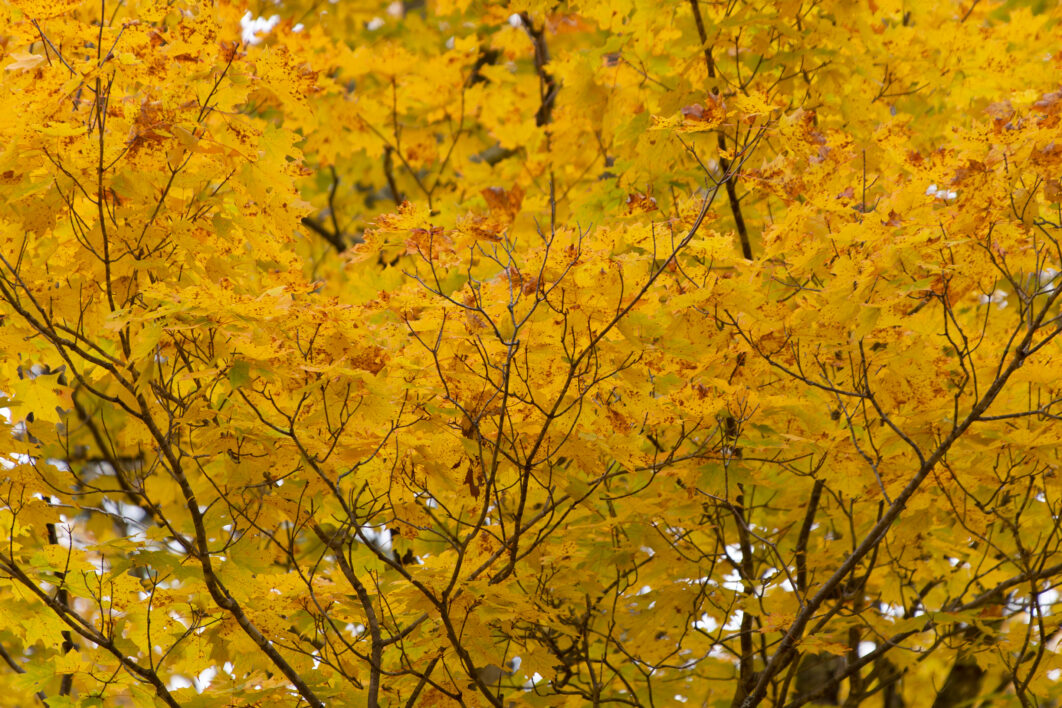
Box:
[2,0,1062,705]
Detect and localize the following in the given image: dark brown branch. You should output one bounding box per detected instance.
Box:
[383,146,404,205]
[301,215,346,253]
[740,284,1062,708]
[519,13,558,128]
[795,478,825,592]
[688,0,753,260]
[314,524,384,708]
[0,642,23,675]
[0,553,181,707]
[46,523,76,697]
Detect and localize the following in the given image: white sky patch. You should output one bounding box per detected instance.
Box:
[1035,267,1060,294]
[52,520,84,550]
[194,666,217,693]
[168,675,193,691]
[722,569,743,593]
[360,525,393,556]
[0,453,33,469]
[925,183,958,200]
[366,17,385,31]
[240,12,281,45]
[694,613,718,633]
[978,289,1008,309]
[723,608,743,632]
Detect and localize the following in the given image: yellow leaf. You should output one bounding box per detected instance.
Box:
[5,52,45,72]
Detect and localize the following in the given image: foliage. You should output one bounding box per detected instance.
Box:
[2,0,1062,705]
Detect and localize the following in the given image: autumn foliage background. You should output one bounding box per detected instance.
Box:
[2,0,1062,705]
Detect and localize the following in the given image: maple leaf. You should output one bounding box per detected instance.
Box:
[2,0,1062,706]
[4,52,45,72]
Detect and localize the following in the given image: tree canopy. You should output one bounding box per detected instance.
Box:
[2,0,1062,705]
